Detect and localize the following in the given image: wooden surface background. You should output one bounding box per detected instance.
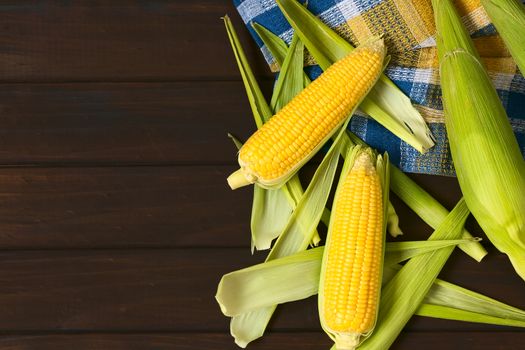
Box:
[0,1,522,349]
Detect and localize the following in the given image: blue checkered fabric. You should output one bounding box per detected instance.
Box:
[233,0,525,176]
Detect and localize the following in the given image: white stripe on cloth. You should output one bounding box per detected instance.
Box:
[237,0,278,24]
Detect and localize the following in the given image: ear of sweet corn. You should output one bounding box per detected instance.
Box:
[432,0,525,280]
[481,0,525,74]
[319,147,389,350]
[227,38,386,190]
[230,122,350,348]
[275,0,435,154]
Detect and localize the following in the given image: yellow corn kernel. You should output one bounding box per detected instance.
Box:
[320,150,383,350]
[227,38,386,190]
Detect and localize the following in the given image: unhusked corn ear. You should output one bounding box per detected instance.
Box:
[227,38,386,190]
[433,0,525,280]
[319,149,384,350]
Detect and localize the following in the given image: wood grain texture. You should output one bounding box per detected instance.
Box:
[0,248,520,332]
[0,166,250,248]
[0,165,474,249]
[0,1,522,348]
[0,82,270,164]
[0,332,522,349]
[0,1,271,82]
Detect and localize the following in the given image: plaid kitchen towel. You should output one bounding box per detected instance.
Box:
[233,0,525,176]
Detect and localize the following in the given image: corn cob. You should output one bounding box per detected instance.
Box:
[227,38,386,190]
[319,148,387,350]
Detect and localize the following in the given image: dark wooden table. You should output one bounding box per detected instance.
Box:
[0,1,522,349]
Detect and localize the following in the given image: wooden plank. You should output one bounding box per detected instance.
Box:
[0,82,270,165]
[0,249,520,332]
[0,166,251,248]
[0,166,470,249]
[0,332,522,349]
[0,1,272,82]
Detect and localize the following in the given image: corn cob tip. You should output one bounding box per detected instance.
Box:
[360,36,385,55]
[227,169,254,190]
[352,149,376,174]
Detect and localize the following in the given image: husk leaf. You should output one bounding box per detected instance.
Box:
[481,0,525,74]
[270,33,306,111]
[231,120,350,347]
[357,199,470,349]
[223,16,321,249]
[346,132,487,262]
[433,0,525,280]
[216,239,523,328]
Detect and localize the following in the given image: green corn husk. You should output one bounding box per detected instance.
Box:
[228,134,293,251]
[387,163,487,261]
[230,103,375,346]
[251,22,311,87]
[253,22,336,232]
[275,0,435,154]
[221,144,486,348]
[223,16,321,249]
[259,31,323,246]
[230,119,351,347]
[358,199,470,349]
[268,30,324,245]
[252,20,486,262]
[432,0,525,280]
[383,265,525,328]
[223,16,270,128]
[217,240,466,316]
[346,132,486,262]
[386,202,403,237]
[416,304,525,327]
[382,238,480,267]
[228,133,244,150]
[222,14,488,347]
[216,238,525,328]
[481,0,525,74]
[270,34,306,112]
[422,277,525,322]
[217,247,324,317]
[254,21,408,240]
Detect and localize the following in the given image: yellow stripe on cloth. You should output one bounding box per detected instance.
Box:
[393,0,434,44]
